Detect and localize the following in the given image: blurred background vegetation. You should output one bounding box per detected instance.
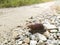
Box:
[0,0,52,8]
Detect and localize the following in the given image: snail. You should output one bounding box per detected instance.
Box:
[27,23,46,34]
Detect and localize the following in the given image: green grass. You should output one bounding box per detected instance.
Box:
[0,0,51,8]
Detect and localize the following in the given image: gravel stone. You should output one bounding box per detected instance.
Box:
[23,38,30,43]
[50,30,58,33]
[30,40,37,45]
[34,33,47,41]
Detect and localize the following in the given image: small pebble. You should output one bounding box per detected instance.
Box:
[22,43,28,45]
[18,41,23,45]
[43,30,50,38]
[37,40,44,45]
[43,24,57,29]
[30,40,37,45]
[30,35,36,40]
[50,30,57,33]
[34,33,47,41]
[23,38,30,43]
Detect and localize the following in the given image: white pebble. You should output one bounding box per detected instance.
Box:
[46,40,52,44]
[50,30,57,33]
[34,33,47,41]
[30,35,36,40]
[18,41,23,45]
[30,40,37,45]
[57,33,60,36]
[43,24,57,29]
[49,35,54,40]
[43,31,50,38]
[37,40,44,45]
